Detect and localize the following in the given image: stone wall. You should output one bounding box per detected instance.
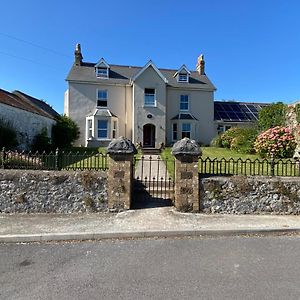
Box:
[0,170,107,213]
[0,102,55,150]
[201,176,300,214]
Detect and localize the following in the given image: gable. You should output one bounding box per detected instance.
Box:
[132,60,168,83]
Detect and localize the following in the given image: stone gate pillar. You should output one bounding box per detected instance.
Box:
[107,137,137,211]
[171,138,201,212]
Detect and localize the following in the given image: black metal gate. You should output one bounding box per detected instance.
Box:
[133,155,175,208]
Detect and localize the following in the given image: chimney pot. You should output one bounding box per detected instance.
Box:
[74,43,83,66]
[196,54,205,75]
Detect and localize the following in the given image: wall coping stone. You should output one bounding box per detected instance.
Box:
[172,138,202,157]
[107,137,137,155]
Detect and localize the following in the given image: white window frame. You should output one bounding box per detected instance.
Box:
[178,73,189,83]
[144,88,156,107]
[97,89,108,108]
[97,119,109,140]
[181,123,191,139]
[180,95,189,111]
[96,67,109,78]
[86,116,94,141]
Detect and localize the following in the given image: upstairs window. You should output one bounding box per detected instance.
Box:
[96,67,109,78]
[181,123,191,139]
[178,73,188,82]
[97,90,108,107]
[180,95,189,111]
[144,88,156,106]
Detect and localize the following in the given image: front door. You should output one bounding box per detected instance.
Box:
[143,124,155,148]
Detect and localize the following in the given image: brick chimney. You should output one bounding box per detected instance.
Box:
[74,43,83,66]
[196,54,205,75]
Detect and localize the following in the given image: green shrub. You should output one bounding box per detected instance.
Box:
[220,127,258,154]
[295,103,300,124]
[220,127,242,148]
[254,126,296,158]
[31,128,51,153]
[0,119,18,149]
[230,127,258,154]
[52,115,80,149]
[258,102,287,131]
[210,134,223,147]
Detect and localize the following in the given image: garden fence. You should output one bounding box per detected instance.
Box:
[0,147,108,171]
[199,157,300,177]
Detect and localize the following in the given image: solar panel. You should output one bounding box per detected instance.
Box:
[214,101,268,122]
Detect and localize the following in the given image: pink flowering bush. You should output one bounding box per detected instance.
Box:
[254,126,296,158]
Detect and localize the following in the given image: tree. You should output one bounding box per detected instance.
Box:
[31,128,52,152]
[258,102,287,131]
[0,119,18,149]
[52,115,80,149]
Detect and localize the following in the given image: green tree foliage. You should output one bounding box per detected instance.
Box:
[258,102,287,131]
[0,119,18,149]
[295,103,300,124]
[220,127,258,154]
[31,128,52,153]
[52,115,80,149]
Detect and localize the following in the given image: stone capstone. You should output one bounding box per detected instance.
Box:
[107,137,137,155]
[171,138,202,157]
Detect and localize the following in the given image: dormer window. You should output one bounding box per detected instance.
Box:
[178,73,188,82]
[96,67,108,78]
[95,58,110,79]
[174,64,191,83]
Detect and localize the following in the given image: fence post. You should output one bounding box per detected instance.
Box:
[55,148,62,170]
[1,147,5,169]
[172,138,201,212]
[106,137,137,211]
[270,153,275,176]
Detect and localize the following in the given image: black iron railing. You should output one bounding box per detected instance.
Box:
[0,147,108,171]
[199,157,300,177]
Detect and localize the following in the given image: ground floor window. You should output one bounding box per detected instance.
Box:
[98,120,108,139]
[172,123,178,141]
[181,123,191,139]
[87,119,93,139]
[112,121,117,139]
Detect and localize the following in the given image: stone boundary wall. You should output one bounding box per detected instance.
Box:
[201,176,300,214]
[0,170,107,213]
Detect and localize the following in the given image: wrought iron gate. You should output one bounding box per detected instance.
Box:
[134,155,175,206]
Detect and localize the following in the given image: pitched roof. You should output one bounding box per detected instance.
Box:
[66,61,216,90]
[13,90,59,118]
[0,88,56,119]
[214,101,270,122]
[171,113,198,120]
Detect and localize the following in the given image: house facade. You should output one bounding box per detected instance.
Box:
[65,44,216,148]
[0,89,58,150]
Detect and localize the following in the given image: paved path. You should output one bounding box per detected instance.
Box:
[1,207,300,242]
[135,155,171,181]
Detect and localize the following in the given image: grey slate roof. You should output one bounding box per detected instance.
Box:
[13,90,59,118]
[171,113,198,120]
[66,62,216,90]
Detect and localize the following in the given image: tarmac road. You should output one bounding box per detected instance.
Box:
[1,235,300,300]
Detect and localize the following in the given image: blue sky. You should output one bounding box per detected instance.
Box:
[1,0,299,113]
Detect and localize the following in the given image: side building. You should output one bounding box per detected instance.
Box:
[0,89,58,150]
